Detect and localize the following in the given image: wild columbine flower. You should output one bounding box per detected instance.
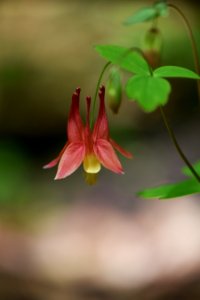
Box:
[43,86,132,184]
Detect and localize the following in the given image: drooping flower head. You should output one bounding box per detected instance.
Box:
[44,86,132,184]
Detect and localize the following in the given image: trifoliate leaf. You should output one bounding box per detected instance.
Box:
[125,74,171,112]
[182,160,200,177]
[154,66,200,79]
[95,45,150,75]
[138,178,200,199]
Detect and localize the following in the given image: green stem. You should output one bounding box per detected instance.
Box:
[160,106,200,183]
[90,61,111,128]
[168,3,200,101]
[90,47,151,128]
[132,46,199,182]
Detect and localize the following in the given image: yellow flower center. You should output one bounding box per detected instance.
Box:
[83,154,101,174]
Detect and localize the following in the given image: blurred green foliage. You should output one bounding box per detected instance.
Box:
[0,141,29,203]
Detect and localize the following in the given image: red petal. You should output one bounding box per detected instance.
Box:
[109,138,133,159]
[67,88,84,142]
[55,142,85,179]
[86,96,91,127]
[43,143,68,169]
[93,139,124,174]
[93,86,109,140]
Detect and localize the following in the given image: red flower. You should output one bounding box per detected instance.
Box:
[44,86,132,183]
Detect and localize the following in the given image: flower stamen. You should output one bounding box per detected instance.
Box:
[83,154,101,174]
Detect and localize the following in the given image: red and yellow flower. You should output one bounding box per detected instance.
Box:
[44,86,132,183]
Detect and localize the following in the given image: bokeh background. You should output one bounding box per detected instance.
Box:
[0,0,200,299]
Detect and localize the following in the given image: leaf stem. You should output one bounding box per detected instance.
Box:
[159,106,200,183]
[90,61,111,128]
[168,3,200,101]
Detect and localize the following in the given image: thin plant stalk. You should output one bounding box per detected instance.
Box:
[168,3,200,101]
[160,106,200,183]
[90,61,111,128]
[139,30,200,182]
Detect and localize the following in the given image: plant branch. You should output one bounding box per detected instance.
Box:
[90,61,111,128]
[168,3,200,102]
[160,106,200,183]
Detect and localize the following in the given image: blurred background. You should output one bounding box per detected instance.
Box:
[0,0,200,299]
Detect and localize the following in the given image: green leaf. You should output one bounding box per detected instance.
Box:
[154,1,168,17]
[138,178,200,199]
[95,45,150,75]
[123,1,168,25]
[182,160,200,177]
[125,75,171,112]
[123,7,157,25]
[154,66,200,79]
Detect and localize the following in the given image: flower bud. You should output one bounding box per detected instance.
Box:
[142,27,162,68]
[106,68,122,114]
